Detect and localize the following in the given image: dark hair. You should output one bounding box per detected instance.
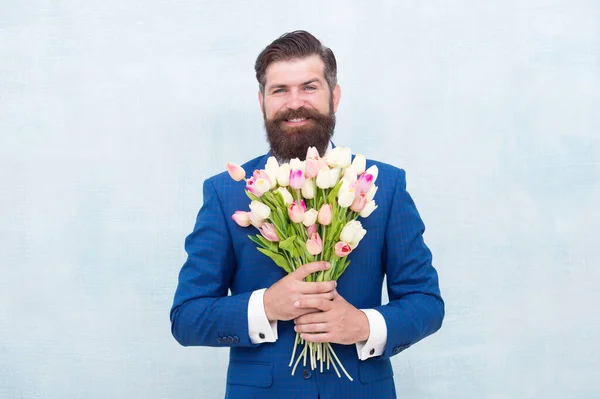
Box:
[254,30,337,94]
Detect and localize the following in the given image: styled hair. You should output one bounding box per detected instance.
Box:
[254,30,337,94]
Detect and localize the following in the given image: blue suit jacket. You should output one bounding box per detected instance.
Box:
[170,152,444,399]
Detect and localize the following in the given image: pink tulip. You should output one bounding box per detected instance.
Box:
[260,223,280,242]
[245,178,263,197]
[288,200,306,223]
[317,204,333,225]
[253,170,272,185]
[231,211,251,227]
[306,232,323,255]
[356,172,374,195]
[350,193,367,213]
[226,162,246,181]
[334,241,353,257]
[305,159,320,179]
[289,169,305,190]
[306,223,317,237]
[306,146,320,160]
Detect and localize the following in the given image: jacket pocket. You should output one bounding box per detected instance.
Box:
[358,358,394,384]
[227,360,273,388]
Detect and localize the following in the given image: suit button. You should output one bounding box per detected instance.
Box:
[392,346,400,355]
[226,336,233,344]
[217,338,224,344]
[369,348,375,356]
[232,336,239,344]
[303,369,312,379]
[258,332,265,339]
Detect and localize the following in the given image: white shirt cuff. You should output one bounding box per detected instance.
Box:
[355,309,387,360]
[248,289,278,343]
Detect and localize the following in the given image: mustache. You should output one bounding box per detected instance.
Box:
[271,107,328,123]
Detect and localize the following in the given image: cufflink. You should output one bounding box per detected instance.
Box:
[369,348,375,356]
[259,332,265,339]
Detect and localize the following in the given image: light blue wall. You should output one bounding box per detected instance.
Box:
[1,1,599,398]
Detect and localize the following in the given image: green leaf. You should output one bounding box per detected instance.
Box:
[245,191,260,202]
[279,235,297,253]
[327,180,344,204]
[256,248,293,273]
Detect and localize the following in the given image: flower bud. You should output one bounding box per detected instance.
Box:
[302,208,318,227]
[231,211,251,227]
[249,200,271,220]
[226,162,246,181]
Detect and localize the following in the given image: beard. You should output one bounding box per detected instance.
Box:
[264,106,336,162]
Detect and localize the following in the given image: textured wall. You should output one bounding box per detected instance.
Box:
[1,1,599,398]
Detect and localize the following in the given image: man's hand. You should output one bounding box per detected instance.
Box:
[263,261,337,322]
[293,291,370,345]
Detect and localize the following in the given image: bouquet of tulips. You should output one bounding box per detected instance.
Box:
[226,146,378,381]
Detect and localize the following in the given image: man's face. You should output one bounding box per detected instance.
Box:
[259,55,341,161]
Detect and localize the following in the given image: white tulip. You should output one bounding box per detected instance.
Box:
[365,165,379,184]
[289,158,305,172]
[342,166,358,184]
[337,187,356,208]
[301,179,315,199]
[277,163,291,186]
[340,220,366,248]
[265,157,280,188]
[254,178,271,195]
[275,187,294,205]
[360,200,378,218]
[338,147,352,168]
[329,167,342,186]
[248,212,264,228]
[249,201,271,220]
[326,147,341,167]
[351,154,366,174]
[302,209,318,227]
[366,184,378,201]
[316,168,333,189]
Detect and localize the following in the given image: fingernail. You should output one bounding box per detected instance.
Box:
[325,262,331,269]
[294,301,300,308]
[334,281,337,287]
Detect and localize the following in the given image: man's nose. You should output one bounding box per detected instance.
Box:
[286,90,304,110]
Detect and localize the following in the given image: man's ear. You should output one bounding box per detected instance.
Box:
[258,90,264,111]
[332,85,341,113]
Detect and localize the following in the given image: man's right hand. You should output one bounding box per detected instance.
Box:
[263,261,337,322]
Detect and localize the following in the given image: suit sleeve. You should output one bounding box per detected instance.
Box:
[170,178,257,348]
[374,169,445,359]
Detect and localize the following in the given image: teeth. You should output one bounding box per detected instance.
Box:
[289,118,306,123]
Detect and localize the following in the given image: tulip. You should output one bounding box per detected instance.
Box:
[329,167,341,186]
[275,187,294,205]
[356,173,374,195]
[289,169,305,190]
[306,232,323,255]
[366,184,378,201]
[277,163,291,186]
[301,178,315,199]
[260,222,280,242]
[245,178,263,197]
[288,200,306,223]
[351,154,366,174]
[253,177,271,195]
[350,193,367,213]
[338,147,352,168]
[316,168,333,189]
[334,241,353,257]
[231,211,251,227]
[305,158,320,178]
[306,146,320,160]
[365,165,379,184]
[265,157,279,187]
[337,186,356,208]
[317,204,332,225]
[342,166,358,184]
[226,162,246,181]
[249,200,271,220]
[302,208,318,227]
[325,147,341,167]
[306,223,317,237]
[249,212,264,228]
[340,220,367,249]
[360,200,378,218]
[290,158,305,172]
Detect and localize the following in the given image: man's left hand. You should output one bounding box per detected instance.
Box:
[293,291,370,345]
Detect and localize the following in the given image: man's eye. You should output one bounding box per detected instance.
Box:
[304,86,316,91]
[272,89,285,94]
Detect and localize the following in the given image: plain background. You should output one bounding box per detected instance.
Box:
[1,1,599,398]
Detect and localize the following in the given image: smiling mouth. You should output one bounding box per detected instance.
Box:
[284,118,310,125]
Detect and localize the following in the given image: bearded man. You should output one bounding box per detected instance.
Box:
[170,31,444,399]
